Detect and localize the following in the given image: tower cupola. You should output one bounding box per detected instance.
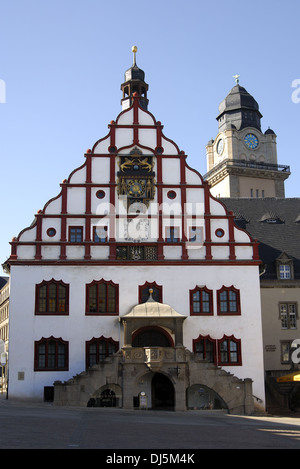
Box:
[217,76,262,132]
[121,46,149,110]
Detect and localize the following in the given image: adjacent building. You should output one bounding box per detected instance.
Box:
[204,77,300,413]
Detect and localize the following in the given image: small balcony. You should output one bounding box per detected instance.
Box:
[122,346,187,370]
[204,158,290,182]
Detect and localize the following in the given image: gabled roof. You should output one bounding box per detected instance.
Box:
[220,198,300,279]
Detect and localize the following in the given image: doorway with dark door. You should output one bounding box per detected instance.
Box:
[151,372,175,410]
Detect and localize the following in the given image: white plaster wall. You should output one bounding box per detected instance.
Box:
[91,157,110,184]
[115,128,133,148]
[161,137,178,155]
[93,135,110,154]
[162,158,180,184]
[138,129,156,148]
[185,166,202,185]
[8,264,265,404]
[44,196,62,215]
[138,108,155,126]
[67,187,86,214]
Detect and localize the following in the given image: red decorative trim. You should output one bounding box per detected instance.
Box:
[8,258,261,267]
[85,153,92,183]
[85,186,91,214]
[61,181,68,214]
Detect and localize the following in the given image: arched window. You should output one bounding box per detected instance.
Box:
[217,335,242,365]
[86,336,119,368]
[139,281,162,303]
[193,335,216,363]
[217,286,241,315]
[190,287,213,315]
[34,337,68,371]
[86,279,119,315]
[35,279,69,315]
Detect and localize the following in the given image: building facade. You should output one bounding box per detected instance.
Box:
[7,49,265,413]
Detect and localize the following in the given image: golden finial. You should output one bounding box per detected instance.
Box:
[132,45,138,65]
[233,74,240,85]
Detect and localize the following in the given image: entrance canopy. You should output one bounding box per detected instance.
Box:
[277,372,300,383]
[120,292,186,346]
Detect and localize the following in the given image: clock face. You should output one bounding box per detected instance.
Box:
[217,139,224,155]
[127,180,145,197]
[244,133,259,149]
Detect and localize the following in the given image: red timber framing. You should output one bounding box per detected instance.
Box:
[8,93,260,268]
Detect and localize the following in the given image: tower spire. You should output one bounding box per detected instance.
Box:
[121,46,149,111]
[132,45,137,66]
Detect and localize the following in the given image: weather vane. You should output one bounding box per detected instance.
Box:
[132,45,138,65]
[233,74,240,85]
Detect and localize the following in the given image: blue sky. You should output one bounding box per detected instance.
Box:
[1,0,299,273]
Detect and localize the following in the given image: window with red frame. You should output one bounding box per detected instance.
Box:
[190,287,213,315]
[69,226,83,243]
[217,286,241,315]
[86,279,118,315]
[165,226,180,243]
[86,336,119,368]
[34,337,68,371]
[193,335,216,363]
[35,279,69,315]
[218,336,241,365]
[139,281,163,303]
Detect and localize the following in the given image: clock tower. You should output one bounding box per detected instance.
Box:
[204,78,290,198]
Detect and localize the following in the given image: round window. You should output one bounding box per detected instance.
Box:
[96,190,105,199]
[47,228,56,237]
[167,190,177,199]
[215,228,225,238]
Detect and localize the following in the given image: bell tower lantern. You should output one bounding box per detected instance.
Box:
[121,46,149,111]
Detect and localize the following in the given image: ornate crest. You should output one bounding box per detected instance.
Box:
[117,147,156,208]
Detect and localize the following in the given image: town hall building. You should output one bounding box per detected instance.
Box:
[6,48,265,414]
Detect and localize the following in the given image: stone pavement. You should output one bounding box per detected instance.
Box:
[1,393,300,450]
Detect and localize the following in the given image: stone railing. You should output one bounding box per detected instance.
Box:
[204,158,290,181]
[122,346,187,365]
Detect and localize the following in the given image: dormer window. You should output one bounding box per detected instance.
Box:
[276,253,294,280]
[279,264,291,280]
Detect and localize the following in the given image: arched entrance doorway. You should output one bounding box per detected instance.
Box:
[151,373,175,410]
[132,326,173,347]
